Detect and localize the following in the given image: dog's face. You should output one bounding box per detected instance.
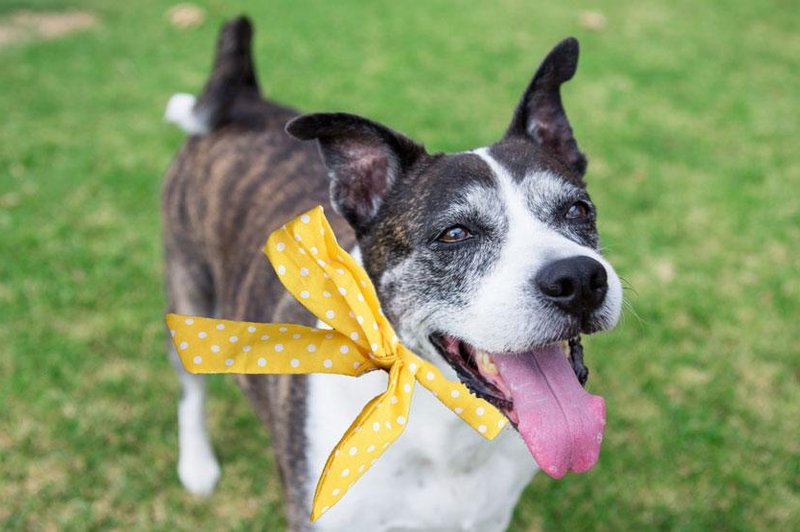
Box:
[289,38,622,477]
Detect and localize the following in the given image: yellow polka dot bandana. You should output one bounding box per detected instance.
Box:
[166,205,507,521]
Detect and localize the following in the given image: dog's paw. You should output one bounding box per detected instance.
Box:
[178,448,221,496]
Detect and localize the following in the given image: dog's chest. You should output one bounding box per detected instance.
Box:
[306,370,536,531]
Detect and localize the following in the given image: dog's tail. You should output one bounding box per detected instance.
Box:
[165,16,261,135]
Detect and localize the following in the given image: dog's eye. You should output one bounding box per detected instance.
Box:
[437,225,473,243]
[565,201,592,221]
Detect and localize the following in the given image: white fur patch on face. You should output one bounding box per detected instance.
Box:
[442,148,622,352]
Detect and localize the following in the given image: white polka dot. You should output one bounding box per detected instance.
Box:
[277,265,286,275]
[336,268,345,275]
[279,327,287,332]
[210,345,220,353]
[243,345,252,352]
[396,416,406,425]
[389,396,399,405]
[294,233,301,241]
[298,248,305,255]
[229,336,238,343]
[310,246,318,255]
[476,407,485,416]
[247,326,256,333]
[300,214,311,223]
[290,358,300,368]
[193,356,202,364]
[367,444,375,453]
[371,343,379,352]
[323,290,331,298]
[454,407,463,414]
[225,358,234,367]
[338,287,347,295]
[478,424,487,433]
[326,310,335,319]
[216,323,225,330]
[276,242,285,251]
[358,464,365,473]
[339,345,349,354]
[373,322,379,330]
[170,330,176,337]
[300,290,310,299]
[184,318,194,325]
[257,357,266,367]
[292,333,301,340]
[307,344,317,353]
[317,259,326,267]
[350,332,359,341]
[332,488,340,496]
[372,422,380,432]
[260,334,269,341]
[409,363,417,372]
[349,446,358,456]
[300,267,309,277]
[341,468,350,477]
[403,383,411,393]
[426,371,435,381]
[353,361,360,369]
[348,311,355,318]
[179,341,188,350]
[451,389,460,398]
[498,419,506,427]
[198,331,207,339]
[357,294,364,302]
[274,344,284,352]
[385,420,392,429]
[323,359,333,368]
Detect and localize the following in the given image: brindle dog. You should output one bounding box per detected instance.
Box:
[163,15,622,532]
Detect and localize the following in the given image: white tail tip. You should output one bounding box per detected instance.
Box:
[165,93,210,135]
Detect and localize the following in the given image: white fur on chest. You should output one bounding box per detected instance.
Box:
[305,370,537,531]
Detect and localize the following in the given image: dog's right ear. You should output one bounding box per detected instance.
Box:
[286,113,425,234]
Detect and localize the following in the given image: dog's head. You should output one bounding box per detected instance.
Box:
[288,38,622,477]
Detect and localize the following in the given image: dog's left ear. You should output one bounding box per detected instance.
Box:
[505,37,587,179]
[287,113,425,235]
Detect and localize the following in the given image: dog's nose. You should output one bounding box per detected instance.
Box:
[535,256,608,316]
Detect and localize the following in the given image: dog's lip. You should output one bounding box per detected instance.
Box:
[429,333,584,427]
[429,334,514,416]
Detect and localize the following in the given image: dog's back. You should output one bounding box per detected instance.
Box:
[162,17,353,529]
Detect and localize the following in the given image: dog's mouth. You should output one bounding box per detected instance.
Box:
[430,333,606,478]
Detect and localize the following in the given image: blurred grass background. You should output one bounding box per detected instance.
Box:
[1,0,798,530]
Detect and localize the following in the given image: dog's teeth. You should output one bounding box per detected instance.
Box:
[479,352,498,375]
[560,341,570,357]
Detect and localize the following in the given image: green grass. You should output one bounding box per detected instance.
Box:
[1,0,798,530]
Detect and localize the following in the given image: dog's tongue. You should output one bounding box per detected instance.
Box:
[492,345,605,478]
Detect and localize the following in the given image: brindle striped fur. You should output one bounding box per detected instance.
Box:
[162,17,353,529]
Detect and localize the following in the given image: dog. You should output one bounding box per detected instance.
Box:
[162,16,622,531]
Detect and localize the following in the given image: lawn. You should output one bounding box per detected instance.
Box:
[1,0,798,530]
